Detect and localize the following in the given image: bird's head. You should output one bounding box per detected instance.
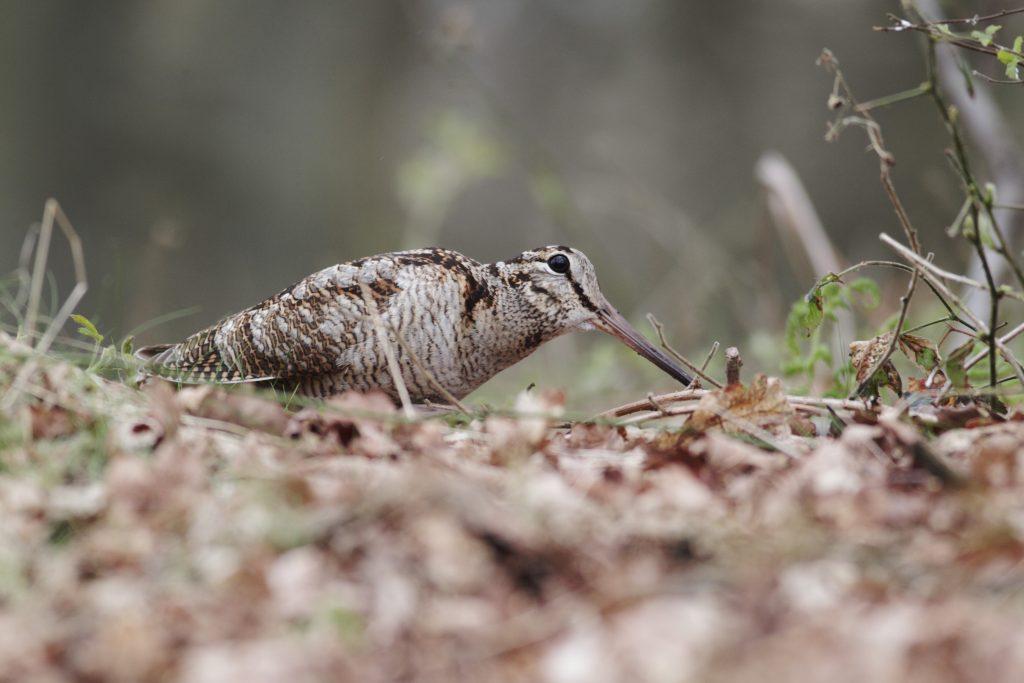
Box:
[497,246,692,387]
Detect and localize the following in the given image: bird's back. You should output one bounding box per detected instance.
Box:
[137,249,495,399]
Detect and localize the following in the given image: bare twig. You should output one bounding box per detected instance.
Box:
[818,50,921,255]
[918,33,1008,385]
[825,259,974,330]
[646,392,669,417]
[874,20,1024,61]
[700,341,720,373]
[854,82,932,112]
[972,70,1024,86]
[880,233,1024,302]
[965,320,1024,371]
[596,388,707,419]
[919,7,1024,25]
[646,314,723,388]
[725,347,743,386]
[358,282,415,419]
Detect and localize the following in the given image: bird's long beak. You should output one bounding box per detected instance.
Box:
[594,306,693,386]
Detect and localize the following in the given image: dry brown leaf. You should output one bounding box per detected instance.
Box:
[688,374,796,437]
[850,333,902,396]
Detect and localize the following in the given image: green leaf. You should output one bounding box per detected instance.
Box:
[962,213,977,240]
[70,314,104,345]
[944,339,974,389]
[978,211,996,248]
[1014,35,1023,53]
[947,197,971,237]
[802,291,825,334]
[120,335,134,356]
[987,25,1002,37]
[983,182,997,205]
[972,30,993,47]
[998,48,1021,79]
[897,333,940,370]
[936,23,954,36]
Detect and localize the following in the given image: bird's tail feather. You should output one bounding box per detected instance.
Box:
[135,329,264,384]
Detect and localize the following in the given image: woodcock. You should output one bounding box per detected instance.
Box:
[137,246,692,402]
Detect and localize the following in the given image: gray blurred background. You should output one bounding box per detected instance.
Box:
[3,0,1022,406]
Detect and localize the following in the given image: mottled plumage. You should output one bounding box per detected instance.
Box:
[137,246,691,401]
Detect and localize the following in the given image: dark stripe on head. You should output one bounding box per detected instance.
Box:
[566,272,599,312]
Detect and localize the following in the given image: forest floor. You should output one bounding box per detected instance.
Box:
[3,330,1024,683]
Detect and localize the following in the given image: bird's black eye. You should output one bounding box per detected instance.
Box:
[547,253,570,274]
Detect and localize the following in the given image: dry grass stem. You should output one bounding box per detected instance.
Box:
[2,199,88,411]
[358,282,415,419]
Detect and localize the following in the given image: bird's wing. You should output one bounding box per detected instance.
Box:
[137,257,405,384]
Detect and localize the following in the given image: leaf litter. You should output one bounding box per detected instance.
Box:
[4,333,1024,682]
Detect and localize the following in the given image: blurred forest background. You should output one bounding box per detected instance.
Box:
[2,0,1022,407]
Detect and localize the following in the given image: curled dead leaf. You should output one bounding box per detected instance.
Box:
[850,334,902,397]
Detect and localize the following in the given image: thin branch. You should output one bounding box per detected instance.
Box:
[597,388,706,419]
[700,341,720,373]
[875,20,1024,60]
[880,233,1024,302]
[882,233,987,330]
[972,70,1024,86]
[965,320,1024,371]
[920,29,1022,385]
[920,7,1024,25]
[818,50,921,255]
[824,259,974,330]
[646,314,723,388]
[914,0,1024,298]
[854,82,932,112]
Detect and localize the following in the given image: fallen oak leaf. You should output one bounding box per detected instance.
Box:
[689,374,797,438]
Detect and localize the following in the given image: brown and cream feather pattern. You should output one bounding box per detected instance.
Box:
[137,246,692,402]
